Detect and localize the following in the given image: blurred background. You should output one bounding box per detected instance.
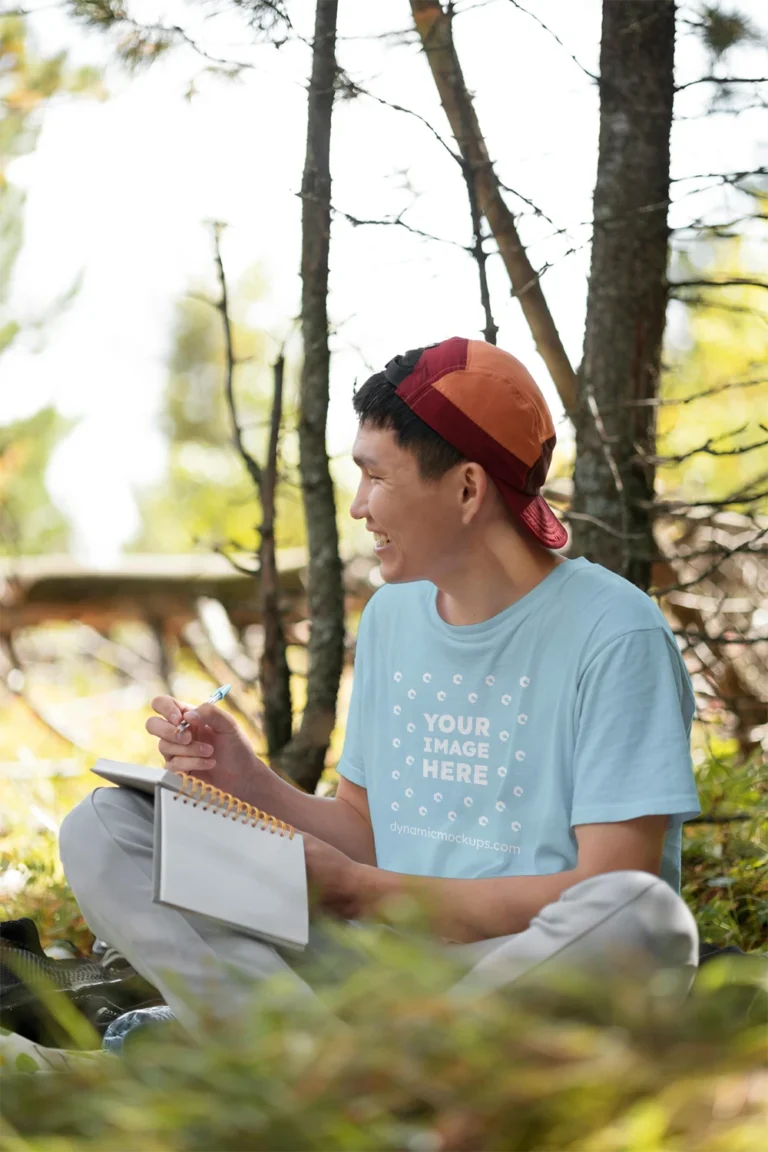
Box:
[1,0,766,952]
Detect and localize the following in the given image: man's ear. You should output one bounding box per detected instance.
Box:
[459,463,488,523]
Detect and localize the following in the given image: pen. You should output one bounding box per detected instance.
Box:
[175,684,232,735]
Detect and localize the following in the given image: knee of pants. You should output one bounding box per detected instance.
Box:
[560,869,699,967]
[59,787,150,898]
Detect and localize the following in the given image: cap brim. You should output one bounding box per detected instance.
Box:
[495,480,568,550]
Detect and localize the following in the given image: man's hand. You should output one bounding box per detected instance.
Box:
[300,815,670,941]
[146,695,267,803]
[147,702,379,864]
[303,832,369,920]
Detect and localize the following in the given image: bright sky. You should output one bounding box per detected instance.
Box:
[3,0,767,563]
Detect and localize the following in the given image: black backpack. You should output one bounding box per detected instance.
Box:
[0,918,163,1048]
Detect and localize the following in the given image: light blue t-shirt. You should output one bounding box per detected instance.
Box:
[337,557,700,891]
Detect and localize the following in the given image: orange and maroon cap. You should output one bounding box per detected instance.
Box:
[386,336,567,550]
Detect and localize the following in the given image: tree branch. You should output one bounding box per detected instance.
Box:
[463,162,498,344]
[670,165,768,184]
[560,510,646,541]
[651,525,768,594]
[211,544,259,577]
[641,426,768,466]
[606,377,768,408]
[210,222,262,492]
[673,632,768,646]
[675,75,768,92]
[410,0,578,413]
[504,0,599,83]
[333,205,469,250]
[343,78,459,162]
[649,486,768,512]
[670,277,768,293]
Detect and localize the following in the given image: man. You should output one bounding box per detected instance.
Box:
[60,338,700,1019]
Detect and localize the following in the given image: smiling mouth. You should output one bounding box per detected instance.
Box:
[372,532,391,551]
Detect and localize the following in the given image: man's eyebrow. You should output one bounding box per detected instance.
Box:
[352,453,379,469]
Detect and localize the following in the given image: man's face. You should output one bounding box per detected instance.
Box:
[350,424,466,585]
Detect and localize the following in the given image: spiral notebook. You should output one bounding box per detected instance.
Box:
[91,759,308,951]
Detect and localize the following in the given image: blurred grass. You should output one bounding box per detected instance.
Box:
[1,676,766,1151]
[0,935,766,1151]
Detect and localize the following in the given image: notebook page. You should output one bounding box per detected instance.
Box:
[154,788,308,950]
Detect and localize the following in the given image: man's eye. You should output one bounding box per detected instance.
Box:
[369,474,382,482]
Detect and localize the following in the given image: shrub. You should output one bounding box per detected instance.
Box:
[1,933,766,1152]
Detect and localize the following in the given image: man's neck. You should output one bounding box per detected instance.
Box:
[434,537,566,627]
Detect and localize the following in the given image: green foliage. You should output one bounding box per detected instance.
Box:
[0,407,75,555]
[0,16,104,177]
[67,2,208,73]
[1,741,765,1150]
[682,750,768,951]
[0,182,24,329]
[130,281,306,556]
[660,231,768,510]
[1,937,766,1151]
[0,14,105,348]
[66,1,128,26]
[0,831,91,955]
[696,5,766,62]
[0,14,105,555]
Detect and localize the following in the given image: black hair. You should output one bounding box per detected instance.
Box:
[352,345,467,480]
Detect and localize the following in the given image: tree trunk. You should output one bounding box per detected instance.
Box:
[570,1,676,587]
[409,0,577,413]
[277,0,345,793]
[211,223,293,755]
[259,352,293,757]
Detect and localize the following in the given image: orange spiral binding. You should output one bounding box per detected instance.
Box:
[173,772,295,838]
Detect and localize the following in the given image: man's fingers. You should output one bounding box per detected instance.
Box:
[165,758,217,776]
[182,702,239,734]
[151,695,194,727]
[158,738,214,761]
[146,717,193,743]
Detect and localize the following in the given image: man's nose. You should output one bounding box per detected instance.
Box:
[349,483,367,520]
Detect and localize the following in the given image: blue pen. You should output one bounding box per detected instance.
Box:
[175,684,231,735]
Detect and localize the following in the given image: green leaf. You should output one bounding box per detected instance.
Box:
[15,1051,41,1073]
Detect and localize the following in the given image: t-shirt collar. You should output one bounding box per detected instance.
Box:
[426,557,589,642]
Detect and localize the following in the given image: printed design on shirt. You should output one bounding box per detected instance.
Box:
[388,668,531,846]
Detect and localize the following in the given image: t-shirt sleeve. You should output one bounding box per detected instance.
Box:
[335,605,372,789]
[571,627,700,826]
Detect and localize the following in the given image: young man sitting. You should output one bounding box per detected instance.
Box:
[60,337,700,1019]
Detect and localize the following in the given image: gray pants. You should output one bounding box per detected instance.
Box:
[59,788,699,1024]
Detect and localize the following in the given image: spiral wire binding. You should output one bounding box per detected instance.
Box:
[173,771,295,838]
